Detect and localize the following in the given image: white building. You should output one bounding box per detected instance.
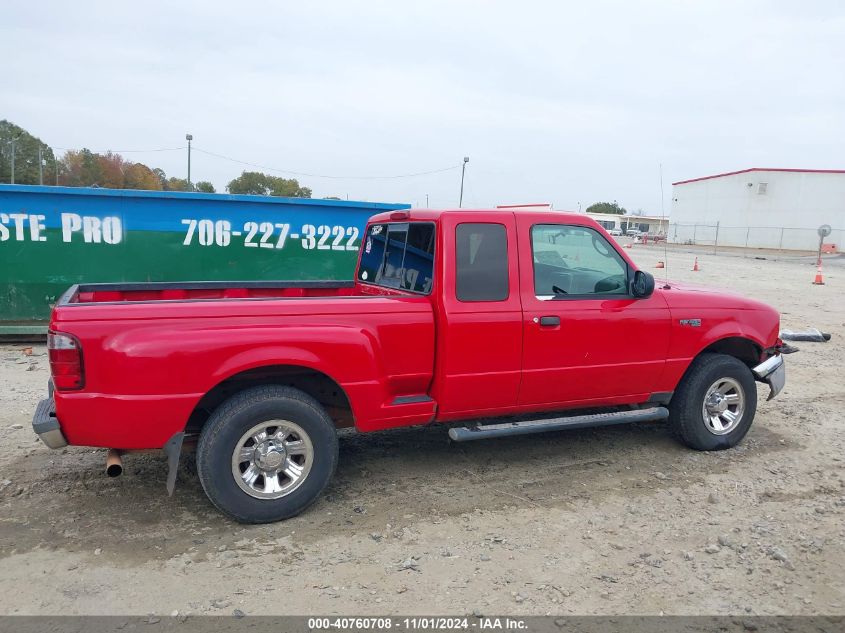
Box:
[585,212,668,236]
[496,204,668,236]
[670,168,845,251]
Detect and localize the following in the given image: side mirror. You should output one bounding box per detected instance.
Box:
[631,270,655,298]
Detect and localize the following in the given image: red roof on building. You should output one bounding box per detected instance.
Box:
[672,168,845,186]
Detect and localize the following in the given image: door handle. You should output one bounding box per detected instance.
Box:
[537,316,560,327]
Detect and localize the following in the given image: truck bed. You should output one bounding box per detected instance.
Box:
[48,277,435,447]
[59,281,357,305]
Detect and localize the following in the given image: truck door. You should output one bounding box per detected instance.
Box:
[430,213,523,418]
[516,215,671,406]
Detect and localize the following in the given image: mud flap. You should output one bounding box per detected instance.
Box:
[164,432,185,496]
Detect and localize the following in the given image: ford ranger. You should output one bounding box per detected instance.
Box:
[32,209,786,523]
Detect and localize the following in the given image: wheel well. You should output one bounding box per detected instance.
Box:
[185,365,354,434]
[700,337,762,368]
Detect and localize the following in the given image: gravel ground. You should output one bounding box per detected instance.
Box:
[0,246,843,616]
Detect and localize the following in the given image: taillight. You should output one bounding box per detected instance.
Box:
[48,332,84,390]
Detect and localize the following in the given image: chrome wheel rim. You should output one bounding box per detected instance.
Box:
[231,420,314,499]
[702,377,745,435]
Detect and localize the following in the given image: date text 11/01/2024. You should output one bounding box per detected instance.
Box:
[308,617,528,630]
[0,211,362,251]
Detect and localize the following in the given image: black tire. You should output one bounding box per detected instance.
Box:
[196,385,338,524]
[668,353,758,451]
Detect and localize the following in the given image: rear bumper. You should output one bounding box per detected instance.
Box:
[32,398,68,449]
[752,354,786,401]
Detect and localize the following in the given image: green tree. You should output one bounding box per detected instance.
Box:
[165,177,190,191]
[268,176,311,198]
[226,171,270,195]
[0,120,58,185]
[123,163,163,190]
[585,201,627,215]
[152,167,168,189]
[97,152,126,189]
[60,149,105,187]
[194,181,216,193]
[226,171,311,198]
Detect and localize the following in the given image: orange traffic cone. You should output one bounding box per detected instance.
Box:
[812,261,825,285]
[692,257,700,272]
[656,261,665,269]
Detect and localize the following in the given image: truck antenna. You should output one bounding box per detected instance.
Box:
[659,162,670,289]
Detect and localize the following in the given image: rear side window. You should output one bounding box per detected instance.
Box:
[456,223,508,302]
[358,222,435,294]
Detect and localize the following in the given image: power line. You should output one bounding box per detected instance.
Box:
[192,147,461,180]
[53,146,186,153]
[44,143,461,180]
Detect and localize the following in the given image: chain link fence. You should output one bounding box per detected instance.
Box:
[669,222,843,253]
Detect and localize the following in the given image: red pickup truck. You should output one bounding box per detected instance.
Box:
[33,209,786,523]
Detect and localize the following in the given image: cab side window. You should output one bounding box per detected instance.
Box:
[531,224,628,297]
[456,223,509,302]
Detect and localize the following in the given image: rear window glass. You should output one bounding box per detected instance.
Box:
[358,222,435,294]
[455,223,509,302]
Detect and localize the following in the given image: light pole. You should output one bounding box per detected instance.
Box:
[4,133,24,184]
[426,193,429,208]
[186,133,193,190]
[458,156,469,208]
[38,146,43,185]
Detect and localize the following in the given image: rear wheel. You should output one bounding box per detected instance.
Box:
[669,353,758,451]
[196,385,338,523]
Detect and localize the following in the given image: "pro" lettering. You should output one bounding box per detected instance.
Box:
[61,213,123,244]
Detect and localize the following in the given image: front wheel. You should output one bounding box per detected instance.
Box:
[196,385,338,523]
[669,353,758,451]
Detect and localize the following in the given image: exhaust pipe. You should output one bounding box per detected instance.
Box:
[106,449,123,477]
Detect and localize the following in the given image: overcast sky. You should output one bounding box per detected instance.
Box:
[2,1,843,211]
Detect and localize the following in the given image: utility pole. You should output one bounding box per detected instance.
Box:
[458,156,469,208]
[38,146,44,185]
[185,133,193,190]
[54,155,60,185]
[426,193,429,208]
[9,137,15,184]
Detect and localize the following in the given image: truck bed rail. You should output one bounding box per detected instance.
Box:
[59,280,356,305]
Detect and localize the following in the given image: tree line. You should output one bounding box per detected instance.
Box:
[0,120,311,198]
[585,201,627,215]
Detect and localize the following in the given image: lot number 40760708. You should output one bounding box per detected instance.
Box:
[181,219,360,251]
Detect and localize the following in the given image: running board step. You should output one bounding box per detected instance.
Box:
[447,407,669,442]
